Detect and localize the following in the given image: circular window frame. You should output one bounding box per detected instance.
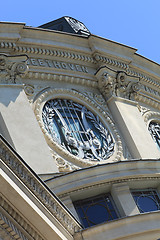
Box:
[34,88,123,167]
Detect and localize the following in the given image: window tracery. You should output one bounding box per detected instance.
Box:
[42,99,114,161]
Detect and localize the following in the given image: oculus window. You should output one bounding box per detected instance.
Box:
[148,121,160,150]
[132,189,160,213]
[42,99,114,161]
[74,194,118,228]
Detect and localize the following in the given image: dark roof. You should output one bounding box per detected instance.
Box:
[38,16,91,36]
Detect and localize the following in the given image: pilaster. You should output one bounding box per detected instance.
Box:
[96,66,160,159]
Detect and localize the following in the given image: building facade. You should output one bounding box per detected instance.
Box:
[0,17,160,240]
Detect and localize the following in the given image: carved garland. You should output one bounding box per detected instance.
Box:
[34,88,123,167]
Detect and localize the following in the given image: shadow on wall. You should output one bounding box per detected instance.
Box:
[0,112,15,149]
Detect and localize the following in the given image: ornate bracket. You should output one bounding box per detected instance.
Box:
[96,66,141,100]
[0,54,28,84]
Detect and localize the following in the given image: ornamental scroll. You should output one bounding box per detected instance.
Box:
[42,99,114,161]
[0,54,28,84]
[96,66,141,100]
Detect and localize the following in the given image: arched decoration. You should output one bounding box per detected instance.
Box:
[144,111,160,150]
[34,88,123,167]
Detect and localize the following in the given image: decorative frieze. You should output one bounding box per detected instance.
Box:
[27,57,89,73]
[0,136,82,235]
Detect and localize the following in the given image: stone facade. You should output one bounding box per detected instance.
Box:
[0,18,160,240]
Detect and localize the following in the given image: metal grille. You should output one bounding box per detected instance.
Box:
[132,189,160,213]
[74,194,118,228]
[42,99,114,161]
[148,121,160,149]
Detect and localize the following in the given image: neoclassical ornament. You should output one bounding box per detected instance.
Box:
[96,66,141,100]
[42,99,114,161]
[0,54,28,84]
[34,88,123,167]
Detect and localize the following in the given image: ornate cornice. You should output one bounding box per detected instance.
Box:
[0,41,95,64]
[0,135,82,235]
[94,53,160,89]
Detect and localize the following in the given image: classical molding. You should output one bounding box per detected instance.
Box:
[58,176,160,198]
[0,136,82,235]
[135,94,160,110]
[0,54,28,84]
[94,53,160,89]
[0,210,29,240]
[0,196,44,240]
[13,44,95,63]
[34,88,123,167]
[24,71,98,88]
[1,41,159,88]
[94,53,129,70]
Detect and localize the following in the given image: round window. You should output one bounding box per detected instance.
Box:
[42,99,114,161]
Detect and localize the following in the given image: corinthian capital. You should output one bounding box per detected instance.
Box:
[0,54,28,84]
[96,66,141,100]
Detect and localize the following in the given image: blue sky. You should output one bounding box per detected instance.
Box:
[1,0,160,64]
